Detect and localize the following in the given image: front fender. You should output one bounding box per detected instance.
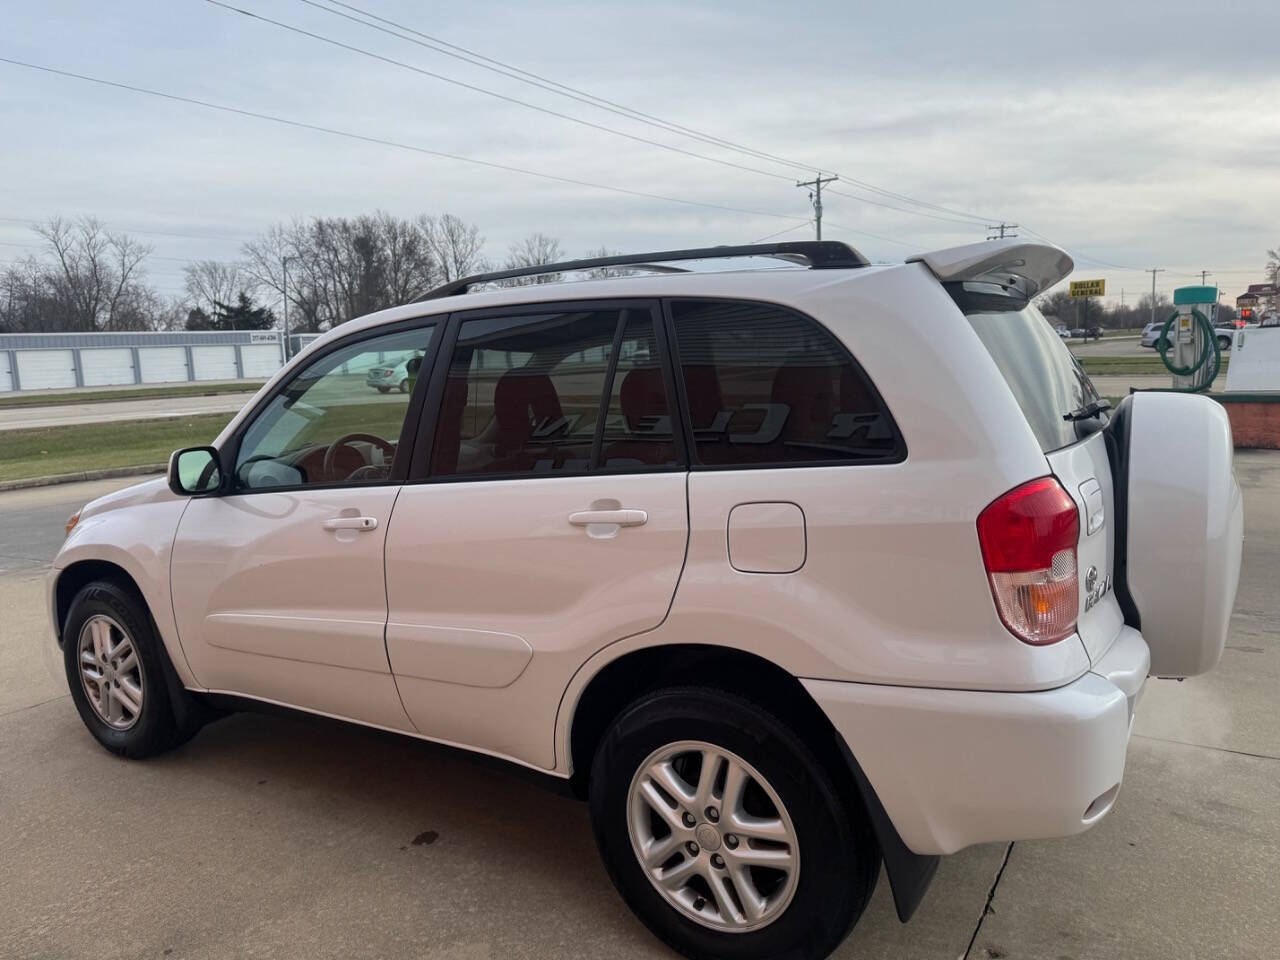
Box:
[53,496,197,687]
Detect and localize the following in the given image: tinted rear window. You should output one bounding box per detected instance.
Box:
[960,299,1102,452]
[670,299,903,467]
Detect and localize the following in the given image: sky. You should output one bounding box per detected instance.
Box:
[2,0,1278,307]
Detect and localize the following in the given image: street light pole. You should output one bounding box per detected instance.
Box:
[281,255,294,361]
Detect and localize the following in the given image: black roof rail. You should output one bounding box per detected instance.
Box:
[417,241,868,300]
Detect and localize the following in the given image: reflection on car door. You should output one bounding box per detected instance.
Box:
[382,302,689,769]
[170,322,437,729]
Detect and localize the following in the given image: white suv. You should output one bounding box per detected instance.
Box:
[50,240,1242,960]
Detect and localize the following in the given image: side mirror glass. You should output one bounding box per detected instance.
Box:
[168,446,223,496]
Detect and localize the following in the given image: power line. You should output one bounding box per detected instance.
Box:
[822,221,921,249]
[205,1,798,184]
[301,0,1005,225]
[750,221,813,243]
[0,215,243,244]
[211,1,991,231]
[824,188,986,227]
[0,56,812,226]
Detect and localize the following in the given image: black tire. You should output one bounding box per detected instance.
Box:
[1217,336,1231,351]
[398,378,410,393]
[376,386,390,394]
[62,579,207,758]
[589,688,878,960]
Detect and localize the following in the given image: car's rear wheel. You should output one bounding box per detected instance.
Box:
[398,378,410,393]
[63,579,207,758]
[589,687,878,960]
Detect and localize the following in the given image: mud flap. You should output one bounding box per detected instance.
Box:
[1108,393,1243,677]
[836,737,940,922]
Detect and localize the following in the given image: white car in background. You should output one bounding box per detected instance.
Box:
[49,239,1242,960]
[365,352,422,393]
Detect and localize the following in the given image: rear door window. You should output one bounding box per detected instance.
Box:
[429,305,676,478]
[955,291,1103,452]
[668,299,902,467]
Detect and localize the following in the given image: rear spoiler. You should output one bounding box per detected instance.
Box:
[908,239,1073,299]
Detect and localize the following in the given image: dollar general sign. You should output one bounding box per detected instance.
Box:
[1069,279,1106,298]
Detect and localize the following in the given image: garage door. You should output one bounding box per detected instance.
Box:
[191,345,238,381]
[16,350,77,390]
[80,348,136,387]
[239,344,282,378]
[138,347,189,383]
[0,352,12,393]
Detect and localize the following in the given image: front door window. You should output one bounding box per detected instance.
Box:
[235,326,434,489]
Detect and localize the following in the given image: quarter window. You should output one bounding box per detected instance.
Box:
[670,300,900,467]
[430,307,676,478]
[234,325,433,489]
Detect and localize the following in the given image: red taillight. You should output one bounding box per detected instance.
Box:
[977,477,1080,645]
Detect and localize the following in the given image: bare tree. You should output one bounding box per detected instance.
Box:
[183,260,255,318]
[243,212,482,330]
[421,213,486,285]
[36,216,154,330]
[503,232,563,285]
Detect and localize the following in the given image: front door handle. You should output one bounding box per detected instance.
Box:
[322,516,378,531]
[568,509,648,527]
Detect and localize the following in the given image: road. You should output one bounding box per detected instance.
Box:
[1,462,1277,959]
[0,392,258,431]
[1068,334,1148,358]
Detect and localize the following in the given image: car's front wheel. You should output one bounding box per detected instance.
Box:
[589,687,878,960]
[63,579,207,758]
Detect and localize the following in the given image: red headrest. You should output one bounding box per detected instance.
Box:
[493,371,562,430]
[620,367,667,427]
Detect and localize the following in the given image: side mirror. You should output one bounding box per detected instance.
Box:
[168,446,224,497]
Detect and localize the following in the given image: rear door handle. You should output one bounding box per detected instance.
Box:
[322,516,378,531]
[568,509,648,527]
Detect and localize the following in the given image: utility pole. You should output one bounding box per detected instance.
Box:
[1146,268,1166,327]
[796,174,838,241]
[282,255,294,361]
[986,222,1020,240]
[1200,269,1212,285]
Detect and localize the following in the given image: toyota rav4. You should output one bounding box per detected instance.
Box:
[50,239,1243,960]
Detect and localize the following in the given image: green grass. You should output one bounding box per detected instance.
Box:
[0,413,234,482]
[1078,355,1230,375]
[0,381,265,409]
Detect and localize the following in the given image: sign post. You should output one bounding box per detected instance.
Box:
[1069,280,1105,338]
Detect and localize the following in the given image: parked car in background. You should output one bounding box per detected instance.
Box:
[1054,323,1070,338]
[49,239,1242,960]
[365,351,424,393]
[1141,320,1168,348]
[1085,325,1103,340]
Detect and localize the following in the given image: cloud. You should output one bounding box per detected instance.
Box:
[1,0,1276,301]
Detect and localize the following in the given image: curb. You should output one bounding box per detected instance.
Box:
[0,463,165,493]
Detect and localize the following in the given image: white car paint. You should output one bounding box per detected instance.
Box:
[49,238,1240,863]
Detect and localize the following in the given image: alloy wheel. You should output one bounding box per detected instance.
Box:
[626,740,800,933]
[77,614,145,730]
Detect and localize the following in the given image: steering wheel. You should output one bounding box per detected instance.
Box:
[323,433,396,482]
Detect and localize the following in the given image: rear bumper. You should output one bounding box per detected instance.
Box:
[805,626,1149,856]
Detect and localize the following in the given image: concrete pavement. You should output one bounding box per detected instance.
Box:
[1,458,1277,959]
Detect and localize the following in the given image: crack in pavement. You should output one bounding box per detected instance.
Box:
[961,841,1014,960]
[0,694,69,718]
[1133,732,1280,763]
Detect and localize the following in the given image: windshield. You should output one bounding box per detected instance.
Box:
[963,302,1104,452]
